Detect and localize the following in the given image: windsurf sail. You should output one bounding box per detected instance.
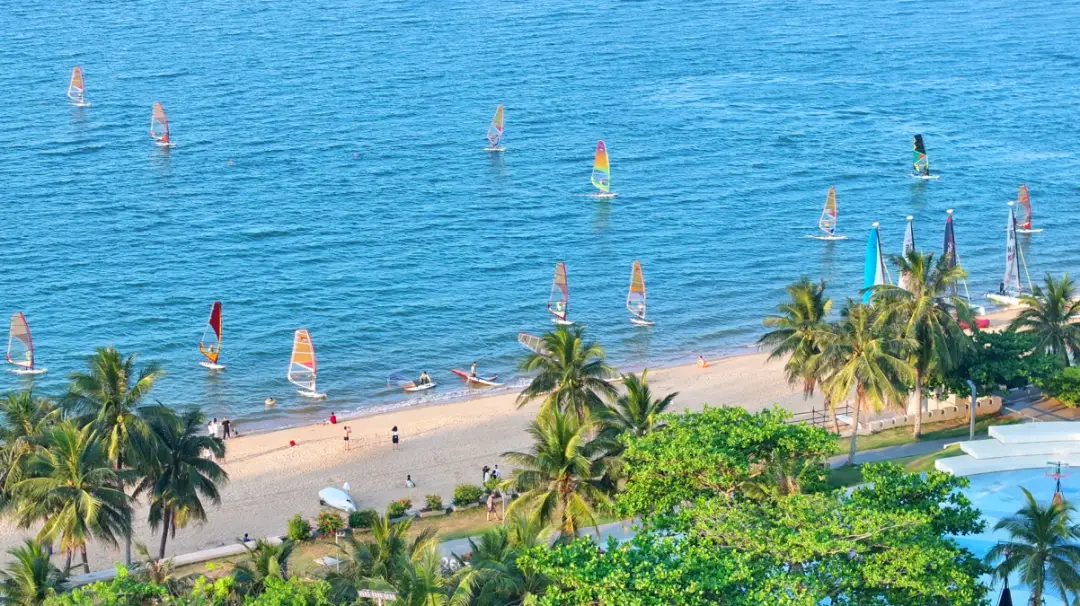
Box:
[818,187,838,236]
[150,103,170,145]
[288,329,318,391]
[67,67,86,105]
[6,314,35,371]
[627,261,648,321]
[1016,185,1032,230]
[486,105,504,148]
[547,262,570,321]
[942,209,973,300]
[1002,203,1023,296]
[912,135,929,176]
[899,216,916,292]
[862,223,890,303]
[591,141,611,193]
[387,373,412,387]
[199,302,223,364]
[517,333,549,356]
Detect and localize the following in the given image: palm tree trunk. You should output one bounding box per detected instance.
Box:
[158,508,172,559]
[80,546,90,574]
[827,395,840,435]
[912,369,923,440]
[846,393,863,466]
[116,457,132,567]
[64,550,72,574]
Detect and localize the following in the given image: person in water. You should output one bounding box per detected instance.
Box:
[418,371,431,385]
[470,362,478,378]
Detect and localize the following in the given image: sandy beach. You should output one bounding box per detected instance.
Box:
[0,308,1022,570]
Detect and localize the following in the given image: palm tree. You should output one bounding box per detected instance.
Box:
[1012,273,1080,367]
[0,540,66,605]
[819,301,915,465]
[67,347,164,565]
[517,326,616,421]
[874,251,972,438]
[133,407,228,558]
[740,450,827,501]
[13,423,132,574]
[984,488,1080,606]
[233,539,295,596]
[457,515,549,605]
[0,391,59,509]
[325,515,436,601]
[132,544,190,597]
[759,278,837,432]
[501,409,611,539]
[392,545,476,606]
[597,371,677,440]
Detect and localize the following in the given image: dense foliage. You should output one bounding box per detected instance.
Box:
[927,329,1062,396]
[1042,366,1080,407]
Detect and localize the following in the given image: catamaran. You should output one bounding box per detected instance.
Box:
[288,329,325,399]
[943,210,989,327]
[150,103,173,147]
[911,135,938,180]
[547,262,574,325]
[807,187,847,241]
[517,333,549,356]
[198,302,225,370]
[6,313,46,375]
[986,202,1034,307]
[1015,185,1043,234]
[590,141,616,198]
[67,67,90,107]
[863,222,891,303]
[484,105,505,152]
[627,261,655,326]
[898,216,916,292]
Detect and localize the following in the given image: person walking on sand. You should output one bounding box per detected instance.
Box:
[222,418,231,440]
[486,491,501,522]
[406,474,415,489]
[391,426,399,450]
[343,426,351,451]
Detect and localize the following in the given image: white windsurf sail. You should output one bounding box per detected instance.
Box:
[6,313,36,371]
[517,333,549,356]
[547,262,570,323]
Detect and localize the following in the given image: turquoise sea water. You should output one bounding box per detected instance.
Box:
[2,0,1078,426]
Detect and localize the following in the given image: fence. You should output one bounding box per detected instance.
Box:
[787,405,853,430]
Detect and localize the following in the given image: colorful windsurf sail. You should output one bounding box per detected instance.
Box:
[912,135,930,176]
[486,105,504,149]
[288,329,318,391]
[150,103,170,145]
[6,313,36,371]
[591,141,611,193]
[1017,185,1032,230]
[547,262,570,321]
[899,216,916,291]
[67,67,87,105]
[517,333,549,356]
[199,302,223,365]
[627,261,648,321]
[863,223,890,303]
[818,187,839,236]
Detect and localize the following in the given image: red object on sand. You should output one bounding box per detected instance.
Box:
[289,440,297,447]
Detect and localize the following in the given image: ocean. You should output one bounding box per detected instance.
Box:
[2,0,1078,428]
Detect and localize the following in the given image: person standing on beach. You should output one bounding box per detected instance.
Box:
[491,464,499,480]
[486,491,501,522]
[214,419,225,441]
[343,426,351,451]
[482,465,491,483]
[222,418,231,439]
[391,426,400,450]
[406,474,415,489]
[208,418,217,437]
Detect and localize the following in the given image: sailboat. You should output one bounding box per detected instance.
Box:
[1015,185,1043,234]
[806,187,847,241]
[547,262,574,325]
[911,134,938,180]
[484,105,505,152]
[898,216,916,292]
[986,202,1034,307]
[198,302,225,370]
[590,141,616,198]
[150,103,173,147]
[943,210,989,327]
[6,313,46,375]
[288,329,326,399]
[517,333,549,356]
[862,222,891,303]
[67,67,90,107]
[627,261,655,326]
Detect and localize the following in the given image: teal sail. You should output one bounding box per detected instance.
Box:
[862,223,888,303]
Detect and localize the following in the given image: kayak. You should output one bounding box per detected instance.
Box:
[404,382,437,393]
[451,369,503,387]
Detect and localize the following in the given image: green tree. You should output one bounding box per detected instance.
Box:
[502,409,610,539]
[819,301,914,465]
[0,540,66,605]
[0,391,58,510]
[597,371,677,440]
[13,423,132,574]
[759,277,837,431]
[927,329,1063,397]
[984,488,1080,606]
[1044,366,1080,407]
[456,514,549,605]
[392,545,476,606]
[325,515,436,601]
[67,347,164,565]
[517,327,616,421]
[233,539,296,597]
[133,407,228,559]
[1011,273,1080,367]
[874,251,972,438]
[43,567,167,606]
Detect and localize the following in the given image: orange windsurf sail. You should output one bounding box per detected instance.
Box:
[288,329,318,391]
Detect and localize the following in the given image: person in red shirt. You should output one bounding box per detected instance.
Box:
[329,412,337,425]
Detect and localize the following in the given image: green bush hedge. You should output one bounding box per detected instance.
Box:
[316,511,345,535]
[386,499,411,518]
[286,514,311,541]
[453,484,485,507]
[424,494,443,511]
[349,508,378,529]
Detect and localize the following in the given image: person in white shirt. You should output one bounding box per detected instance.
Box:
[208,418,218,437]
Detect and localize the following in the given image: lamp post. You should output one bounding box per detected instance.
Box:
[967,380,977,440]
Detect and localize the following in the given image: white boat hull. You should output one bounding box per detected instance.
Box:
[910,174,940,180]
[154,140,175,148]
[1017,228,1043,234]
[484,147,506,152]
[404,382,436,393]
[805,235,848,241]
[200,362,226,371]
[9,368,47,376]
[985,293,1027,307]
[630,317,655,327]
[551,318,575,326]
[70,101,91,108]
[297,389,327,399]
[591,192,617,199]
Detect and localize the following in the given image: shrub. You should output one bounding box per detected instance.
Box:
[1044,366,1080,407]
[316,511,345,536]
[424,494,443,511]
[453,484,485,507]
[484,477,500,493]
[386,499,411,519]
[286,514,311,541]
[349,509,378,529]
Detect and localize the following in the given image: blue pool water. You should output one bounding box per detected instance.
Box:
[2,0,1078,425]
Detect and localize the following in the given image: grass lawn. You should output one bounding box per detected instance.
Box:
[836,412,1022,454]
[827,445,964,488]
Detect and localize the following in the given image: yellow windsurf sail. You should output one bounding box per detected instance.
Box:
[590,140,610,193]
[199,302,223,364]
[627,261,648,321]
[67,67,87,106]
[288,329,318,391]
[486,105,504,149]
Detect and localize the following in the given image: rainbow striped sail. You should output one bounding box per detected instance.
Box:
[486,105,505,150]
[819,187,838,236]
[288,329,324,397]
[591,141,611,194]
[67,67,89,107]
[627,261,654,325]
